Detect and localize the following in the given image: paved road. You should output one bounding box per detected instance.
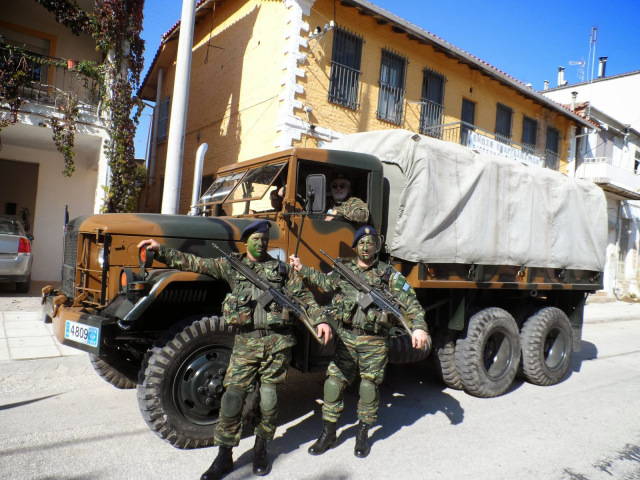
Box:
[1,285,639,480]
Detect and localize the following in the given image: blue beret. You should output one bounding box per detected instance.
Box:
[241,220,271,242]
[351,226,377,248]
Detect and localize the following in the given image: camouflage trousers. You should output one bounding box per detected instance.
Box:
[214,333,293,448]
[322,329,388,425]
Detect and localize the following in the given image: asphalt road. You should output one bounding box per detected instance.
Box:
[0,300,639,480]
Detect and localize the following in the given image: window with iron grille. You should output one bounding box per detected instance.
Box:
[522,116,538,152]
[157,97,170,141]
[546,126,560,170]
[419,68,446,137]
[328,27,363,110]
[377,49,407,125]
[495,103,513,143]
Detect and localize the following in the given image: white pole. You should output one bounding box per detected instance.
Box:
[190,143,209,215]
[161,0,197,214]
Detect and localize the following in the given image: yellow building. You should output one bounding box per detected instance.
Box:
[140,0,593,214]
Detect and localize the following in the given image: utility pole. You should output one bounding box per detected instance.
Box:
[161,0,197,214]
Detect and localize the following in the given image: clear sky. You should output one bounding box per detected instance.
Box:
[134,0,640,158]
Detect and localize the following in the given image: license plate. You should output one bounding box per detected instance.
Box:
[64,320,100,348]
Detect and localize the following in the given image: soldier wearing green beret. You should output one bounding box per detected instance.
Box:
[138,220,332,480]
[289,226,428,458]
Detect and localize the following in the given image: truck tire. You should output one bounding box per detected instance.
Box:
[388,333,431,364]
[89,348,139,389]
[455,307,520,398]
[137,316,236,449]
[432,334,463,390]
[520,307,573,386]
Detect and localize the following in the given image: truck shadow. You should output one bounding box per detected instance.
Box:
[568,340,598,374]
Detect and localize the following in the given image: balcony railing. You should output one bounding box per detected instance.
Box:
[575,157,640,199]
[422,121,550,168]
[0,46,100,115]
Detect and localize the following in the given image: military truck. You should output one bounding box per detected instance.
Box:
[43,129,606,449]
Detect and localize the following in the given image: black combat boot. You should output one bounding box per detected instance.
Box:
[201,446,233,480]
[308,420,337,455]
[354,421,371,458]
[252,435,271,476]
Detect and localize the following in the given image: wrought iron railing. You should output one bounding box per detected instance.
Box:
[419,99,444,137]
[422,121,555,169]
[1,45,100,115]
[328,61,361,110]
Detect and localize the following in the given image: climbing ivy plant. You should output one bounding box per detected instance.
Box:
[1,0,146,212]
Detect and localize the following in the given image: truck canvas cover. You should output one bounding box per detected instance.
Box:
[327,129,607,271]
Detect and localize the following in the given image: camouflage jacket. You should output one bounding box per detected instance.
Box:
[300,258,426,336]
[328,196,370,225]
[156,245,324,334]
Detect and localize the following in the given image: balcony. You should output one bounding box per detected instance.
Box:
[1,45,101,116]
[575,157,640,200]
[422,121,556,169]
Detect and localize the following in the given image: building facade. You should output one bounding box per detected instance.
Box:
[0,0,109,282]
[140,0,592,214]
[543,69,640,299]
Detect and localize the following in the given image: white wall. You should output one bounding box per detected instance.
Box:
[1,142,103,282]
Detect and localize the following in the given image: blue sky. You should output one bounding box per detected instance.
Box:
[134,0,640,158]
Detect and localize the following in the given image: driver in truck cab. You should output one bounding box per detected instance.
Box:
[137,220,332,480]
[325,172,370,226]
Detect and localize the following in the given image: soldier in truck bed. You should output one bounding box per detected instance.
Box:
[138,220,332,480]
[289,226,428,459]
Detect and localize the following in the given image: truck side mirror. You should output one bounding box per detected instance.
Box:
[306,174,326,213]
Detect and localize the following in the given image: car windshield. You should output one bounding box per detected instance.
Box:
[0,219,21,235]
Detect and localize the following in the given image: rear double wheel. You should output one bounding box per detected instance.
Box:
[455,307,520,398]
[520,307,573,386]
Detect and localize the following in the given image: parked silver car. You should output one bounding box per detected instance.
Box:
[0,217,33,293]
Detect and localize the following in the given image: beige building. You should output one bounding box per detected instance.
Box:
[0,0,108,282]
[140,0,593,214]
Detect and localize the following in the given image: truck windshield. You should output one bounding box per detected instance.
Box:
[198,171,245,205]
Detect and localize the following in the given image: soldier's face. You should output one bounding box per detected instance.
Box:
[331,179,350,201]
[356,235,377,263]
[247,232,269,259]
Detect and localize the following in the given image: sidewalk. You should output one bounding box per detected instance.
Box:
[0,281,638,363]
[0,281,83,362]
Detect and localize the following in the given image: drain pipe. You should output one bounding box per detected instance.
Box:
[189,143,209,215]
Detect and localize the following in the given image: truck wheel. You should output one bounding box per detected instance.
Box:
[455,307,520,398]
[520,307,573,386]
[89,347,139,389]
[388,333,431,364]
[138,316,235,449]
[433,334,463,390]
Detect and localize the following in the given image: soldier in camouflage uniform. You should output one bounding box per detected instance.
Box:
[326,172,370,225]
[289,226,428,458]
[138,220,332,480]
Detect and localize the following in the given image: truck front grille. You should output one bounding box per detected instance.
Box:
[61,229,78,297]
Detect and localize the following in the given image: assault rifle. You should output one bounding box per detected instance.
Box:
[212,244,324,345]
[320,249,414,337]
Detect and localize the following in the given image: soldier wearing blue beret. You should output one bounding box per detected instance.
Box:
[290,226,428,458]
[138,220,332,480]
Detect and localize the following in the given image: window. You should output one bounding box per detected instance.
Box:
[495,103,513,143]
[419,68,446,137]
[377,49,407,125]
[461,98,476,145]
[546,127,560,170]
[522,116,538,152]
[328,27,363,110]
[157,97,170,141]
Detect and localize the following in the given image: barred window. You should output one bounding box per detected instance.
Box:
[522,116,538,151]
[495,103,513,143]
[377,49,407,125]
[328,27,363,110]
[419,68,446,136]
[546,126,560,170]
[157,97,170,141]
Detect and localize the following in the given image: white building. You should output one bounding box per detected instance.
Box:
[0,0,109,283]
[543,62,640,299]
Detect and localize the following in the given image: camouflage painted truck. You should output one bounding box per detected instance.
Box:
[42,129,607,449]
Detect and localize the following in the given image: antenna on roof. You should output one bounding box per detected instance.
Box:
[568,58,585,82]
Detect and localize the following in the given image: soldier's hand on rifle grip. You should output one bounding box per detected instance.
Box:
[317,323,333,345]
[412,329,428,350]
